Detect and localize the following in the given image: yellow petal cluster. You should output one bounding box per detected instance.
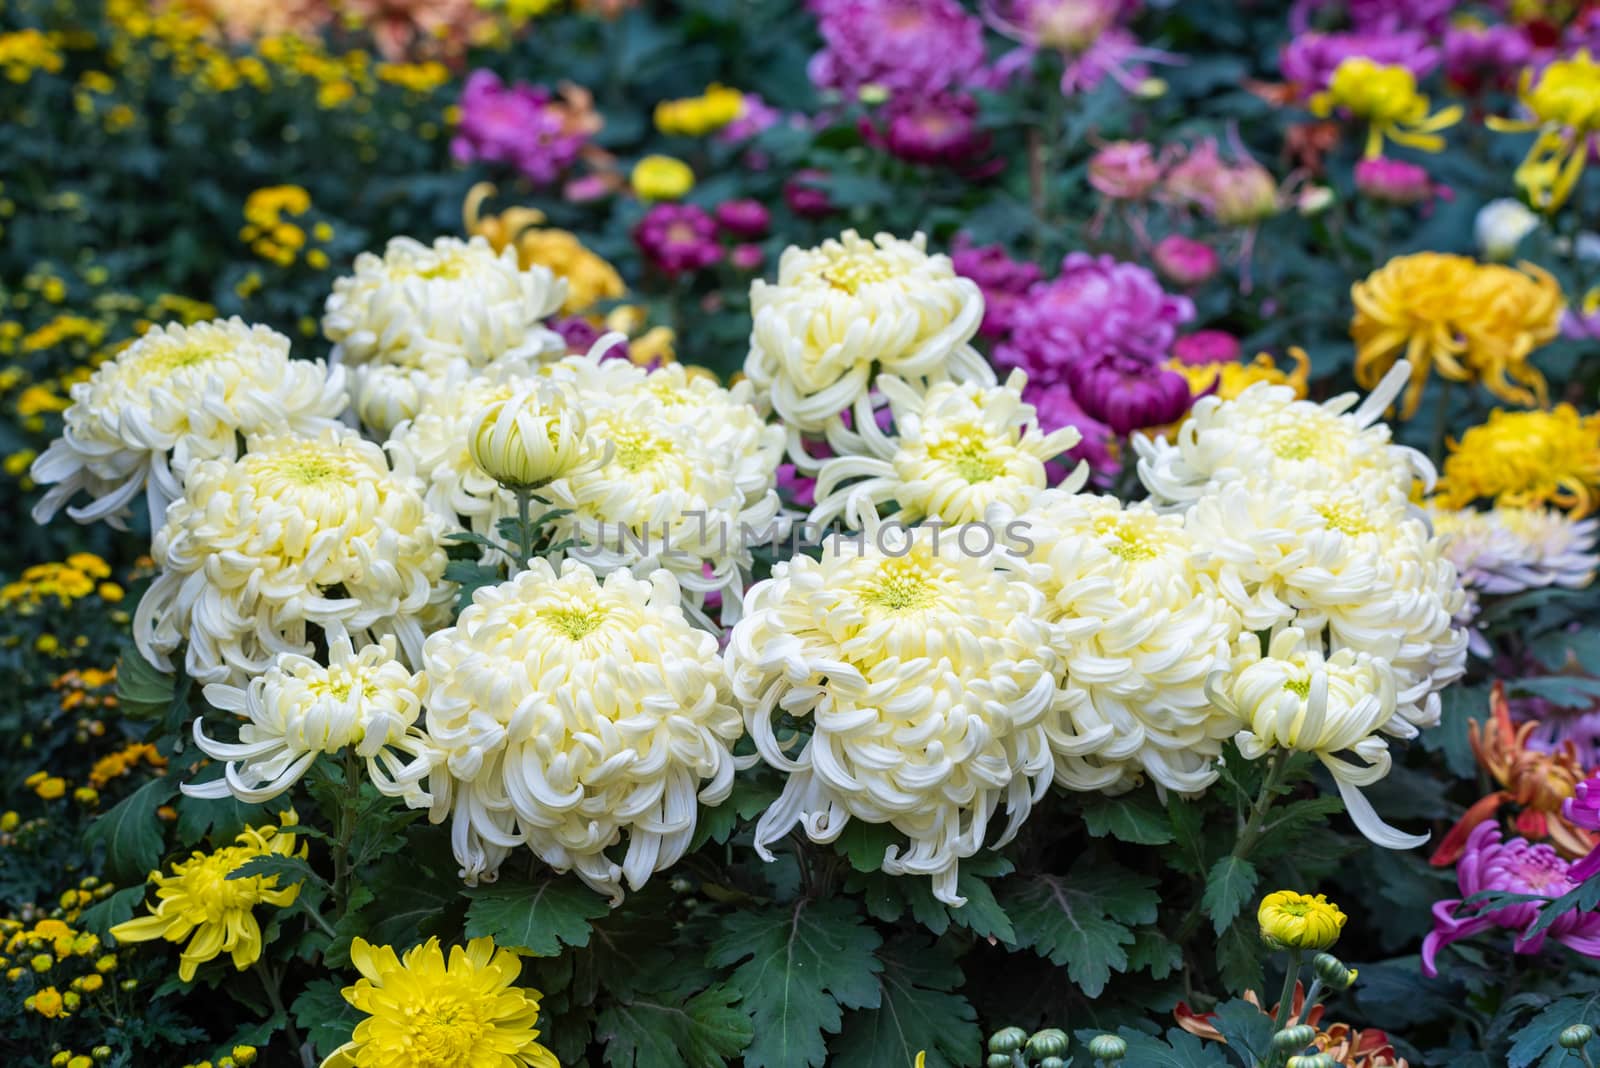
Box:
[30,318,346,530]
[187,636,434,806]
[1166,348,1311,405]
[1257,890,1348,951]
[1352,253,1562,418]
[1309,57,1461,158]
[421,560,743,898]
[1436,404,1600,516]
[746,230,992,443]
[134,427,452,685]
[322,236,567,433]
[464,184,625,315]
[1489,50,1600,212]
[810,370,1085,529]
[654,83,744,136]
[727,521,1060,906]
[322,936,557,1068]
[110,812,304,982]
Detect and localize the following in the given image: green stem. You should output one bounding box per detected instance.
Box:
[514,487,534,570]
[1576,1047,1597,1068]
[1175,750,1292,943]
[1274,949,1304,1030]
[254,960,308,1066]
[331,751,360,921]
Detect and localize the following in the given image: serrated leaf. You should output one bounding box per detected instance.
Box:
[846,853,1015,944]
[1127,928,1183,980]
[1216,917,1264,997]
[1211,997,1275,1064]
[173,783,276,847]
[1507,992,1600,1068]
[1081,789,1175,845]
[1096,1027,1237,1067]
[85,776,177,884]
[78,885,146,939]
[1202,856,1258,937]
[293,978,363,1059]
[1000,856,1158,997]
[835,820,902,874]
[463,876,611,957]
[115,643,174,719]
[596,983,753,1068]
[706,898,883,1068]
[831,936,979,1068]
[690,774,780,850]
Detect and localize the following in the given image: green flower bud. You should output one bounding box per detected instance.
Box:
[1087,1034,1128,1062]
[985,1056,1014,1068]
[1312,952,1357,990]
[1286,1056,1337,1068]
[1560,1024,1595,1049]
[1026,1029,1070,1058]
[1272,1025,1318,1054]
[988,1027,1028,1054]
[1041,1059,1066,1068]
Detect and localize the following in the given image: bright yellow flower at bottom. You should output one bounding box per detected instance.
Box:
[323,936,558,1068]
[110,811,304,982]
[1258,890,1347,951]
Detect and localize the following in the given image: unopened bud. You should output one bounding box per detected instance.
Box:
[1560,1024,1594,1049]
[985,1056,1013,1068]
[1088,1034,1127,1062]
[1287,1056,1338,1068]
[1312,952,1357,990]
[1026,1029,1070,1058]
[987,1027,1027,1054]
[1273,1025,1317,1054]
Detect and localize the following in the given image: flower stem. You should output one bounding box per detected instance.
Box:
[331,751,361,921]
[1174,749,1292,943]
[254,959,309,1067]
[1274,949,1304,1030]
[514,487,534,571]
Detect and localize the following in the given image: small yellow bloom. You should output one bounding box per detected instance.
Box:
[654,83,744,136]
[1168,348,1311,404]
[1310,57,1462,158]
[25,985,67,1018]
[0,811,17,831]
[31,952,54,971]
[1437,405,1600,516]
[631,155,694,200]
[1259,890,1347,950]
[34,776,66,800]
[1489,50,1600,212]
[75,973,103,993]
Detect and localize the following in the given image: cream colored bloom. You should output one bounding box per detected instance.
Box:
[727,519,1059,906]
[421,560,742,899]
[1209,627,1426,849]
[537,350,786,627]
[745,230,993,452]
[1007,492,1241,794]
[134,427,452,686]
[322,236,567,434]
[185,636,434,806]
[468,381,591,490]
[809,370,1085,529]
[1136,360,1431,507]
[30,318,345,530]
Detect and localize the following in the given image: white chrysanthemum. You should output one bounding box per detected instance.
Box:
[1136,361,1432,507]
[30,318,346,531]
[1432,505,1598,596]
[184,636,433,806]
[322,235,567,434]
[133,427,453,686]
[727,520,1060,906]
[1007,492,1242,794]
[745,230,993,452]
[1208,627,1426,850]
[420,560,743,899]
[536,352,787,627]
[809,370,1085,529]
[1184,479,1467,737]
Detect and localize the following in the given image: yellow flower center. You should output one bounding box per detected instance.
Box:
[406,254,469,281]
[1270,424,1318,461]
[861,558,939,612]
[130,337,230,376]
[1096,516,1158,561]
[408,996,490,1067]
[927,432,1004,484]
[540,604,608,640]
[1316,501,1373,536]
[820,253,897,294]
[1283,677,1312,699]
[608,426,671,472]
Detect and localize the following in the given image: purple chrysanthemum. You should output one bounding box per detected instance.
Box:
[1279,30,1439,94]
[860,92,997,172]
[1422,821,1600,977]
[451,70,590,185]
[1063,351,1196,435]
[951,236,1043,341]
[807,0,989,97]
[1443,23,1534,93]
[1565,775,1600,882]
[633,204,722,277]
[1024,381,1120,485]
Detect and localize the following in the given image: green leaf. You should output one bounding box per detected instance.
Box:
[1127,928,1183,981]
[846,853,1015,944]
[1211,998,1275,1064]
[173,786,275,847]
[1167,794,1209,877]
[1080,789,1175,845]
[1201,856,1258,937]
[690,774,780,850]
[85,776,177,884]
[1507,992,1600,1068]
[1000,856,1158,997]
[835,820,902,874]
[293,978,363,1059]
[596,983,753,1068]
[1091,1027,1236,1067]
[463,875,611,957]
[115,642,175,720]
[832,936,980,1068]
[1420,685,1486,780]
[706,898,883,1068]
[1216,917,1264,997]
[444,557,504,609]
[78,885,147,939]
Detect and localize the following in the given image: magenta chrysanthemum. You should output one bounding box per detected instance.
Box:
[1565,775,1600,883]
[1422,821,1600,977]
[451,70,591,185]
[1279,30,1439,94]
[952,236,1043,341]
[633,204,722,277]
[807,0,988,97]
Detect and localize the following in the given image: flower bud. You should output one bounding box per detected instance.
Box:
[468,384,589,491]
[1152,235,1220,288]
[1273,1025,1318,1054]
[1259,891,1346,950]
[1027,1029,1070,1058]
[1475,198,1539,261]
[985,1056,1013,1068]
[1088,1034,1127,1062]
[1042,1059,1066,1068]
[1312,952,1358,989]
[987,1027,1028,1053]
[1560,1024,1595,1049]
[1286,1056,1337,1068]
[92,1047,112,1062]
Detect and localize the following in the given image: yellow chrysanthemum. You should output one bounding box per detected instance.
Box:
[809,370,1085,529]
[322,936,557,1068]
[1257,890,1348,951]
[1212,629,1423,849]
[654,83,744,136]
[422,560,743,897]
[1436,405,1600,516]
[746,230,992,444]
[1167,349,1311,409]
[1005,491,1242,794]
[1309,57,1462,158]
[134,427,452,685]
[630,154,694,200]
[1352,254,1560,418]
[186,636,434,806]
[30,318,346,530]
[1489,50,1600,212]
[322,236,567,434]
[727,519,1060,905]
[110,811,304,982]
[463,185,625,315]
